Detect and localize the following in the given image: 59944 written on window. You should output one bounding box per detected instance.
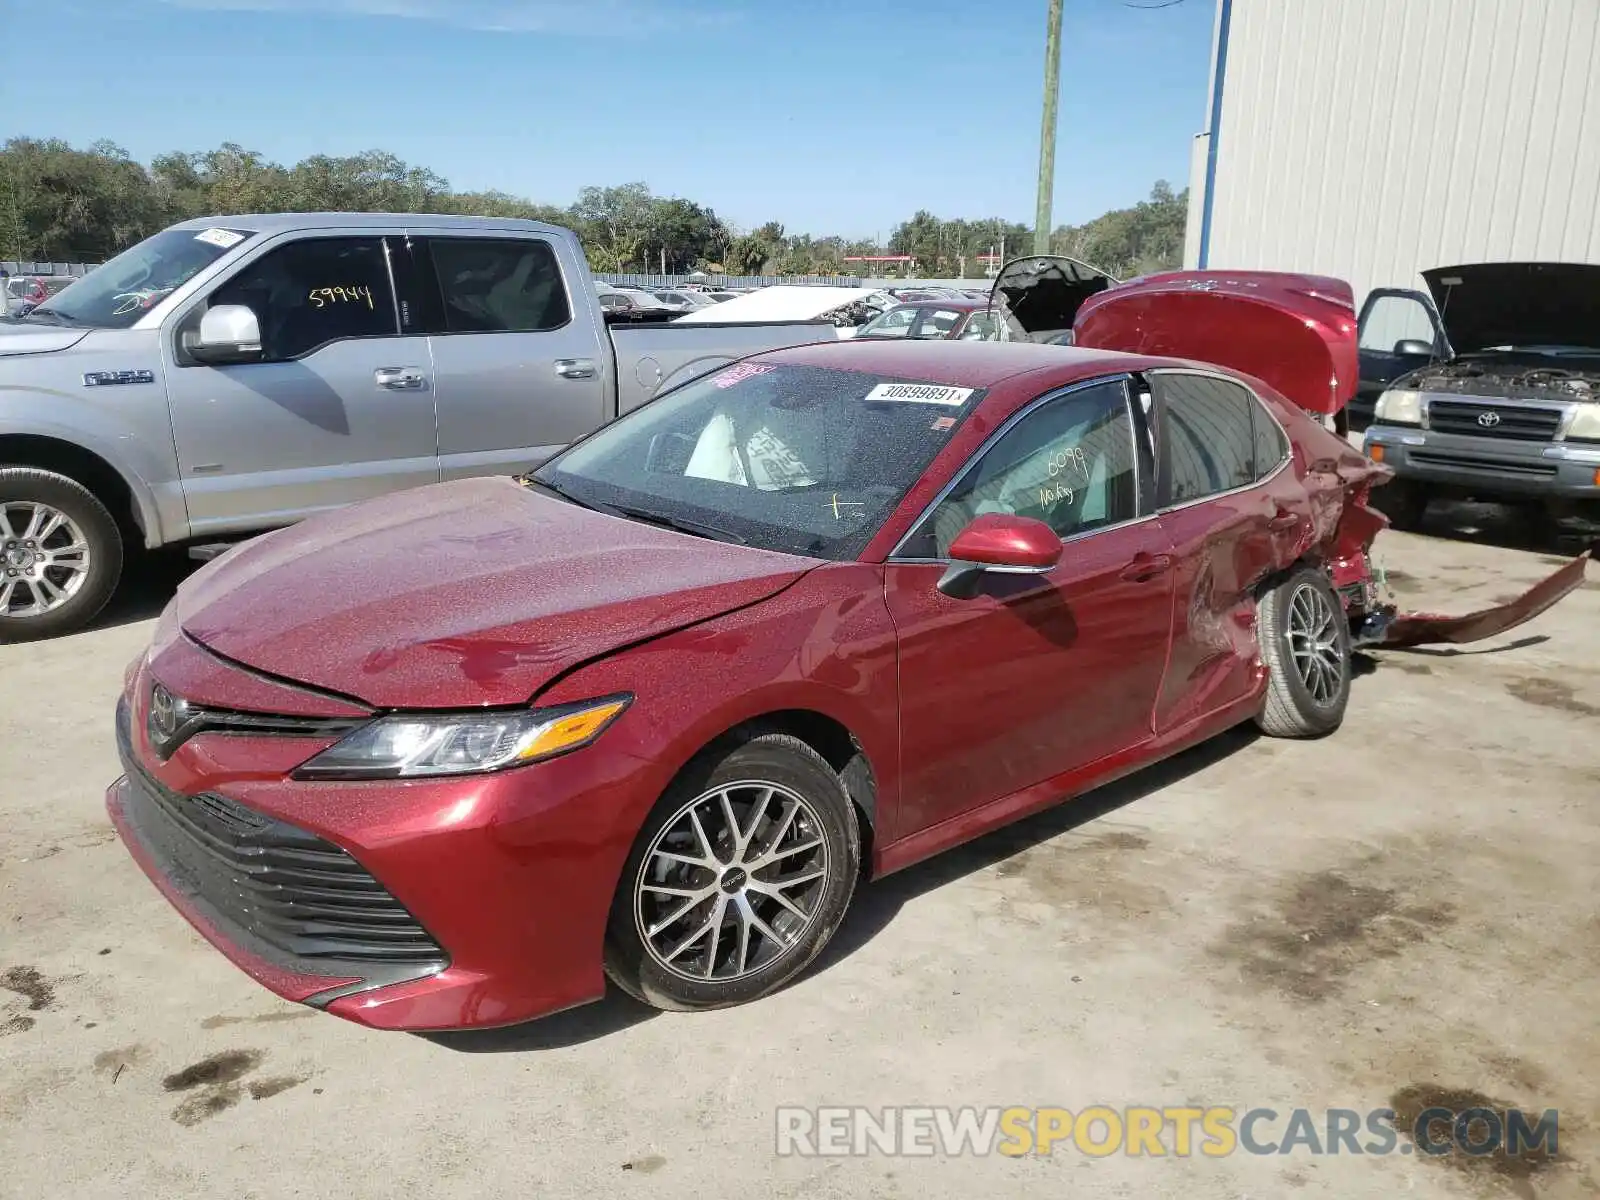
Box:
[208,237,398,362]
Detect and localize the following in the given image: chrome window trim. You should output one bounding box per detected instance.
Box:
[1142,366,1293,516]
[887,373,1145,563]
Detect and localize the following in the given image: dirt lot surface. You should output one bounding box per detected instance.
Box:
[2,526,1596,1199]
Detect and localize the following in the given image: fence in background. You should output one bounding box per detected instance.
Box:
[2,261,99,277]
[597,273,861,289]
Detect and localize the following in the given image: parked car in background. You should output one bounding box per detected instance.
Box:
[852,298,1000,341]
[1360,262,1600,529]
[651,290,717,312]
[105,276,1586,1030]
[4,274,76,317]
[0,214,838,640]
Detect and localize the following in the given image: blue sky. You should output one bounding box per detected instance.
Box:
[9,0,1216,237]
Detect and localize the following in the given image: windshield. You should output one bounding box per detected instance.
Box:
[856,306,919,338]
[26,226,254,329]
[534,362,981,559]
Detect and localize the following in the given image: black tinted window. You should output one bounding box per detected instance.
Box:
[901,380,1138,558]
[1252,398,1287,476]
[430,238,570,333]
[210,237,395,361]
[1158,374,1258,503]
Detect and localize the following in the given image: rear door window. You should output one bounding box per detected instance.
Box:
[1153,373,1261,504]
[427,237,571,333]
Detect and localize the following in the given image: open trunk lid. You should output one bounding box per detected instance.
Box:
[1073,270,1358,416]
[989,255,1117,342]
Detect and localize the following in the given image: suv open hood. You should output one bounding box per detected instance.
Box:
[989,255,1117,339]
[175,478,815,708]
[1423,262,1600,356]
[1073,270,1358,415]
[0,321,91,356]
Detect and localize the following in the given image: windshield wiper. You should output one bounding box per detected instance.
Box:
[518,476,745,544]
[605,503,747,545]
[19,307,75,327]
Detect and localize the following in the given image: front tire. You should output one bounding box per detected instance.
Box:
[1255,566,1351,739]
[0,468,123,642]
[604,731,860,1012]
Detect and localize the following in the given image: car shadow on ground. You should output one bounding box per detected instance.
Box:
[428,725,1265,1055]
[1384,495,1599,557]
[90,549,199,632]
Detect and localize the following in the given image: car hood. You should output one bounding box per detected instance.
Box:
[0,321,92,356]
[989,255,1118,339]
[1423,263,1600,356]
[176,477,817,709]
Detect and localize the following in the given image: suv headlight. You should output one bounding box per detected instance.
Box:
[1564,401,1600,443]
[294,695,631,780]
[1374,388,1424,426]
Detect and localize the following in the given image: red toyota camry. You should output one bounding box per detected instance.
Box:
[107,273,1586,1031]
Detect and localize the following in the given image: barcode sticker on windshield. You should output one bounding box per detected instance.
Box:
[865,383,975,407]
[194,228,245,249]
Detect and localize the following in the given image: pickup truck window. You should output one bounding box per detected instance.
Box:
[22,227,255,330]
[210,237,398,361]
[427,237,571,333]
[536,363,982,560]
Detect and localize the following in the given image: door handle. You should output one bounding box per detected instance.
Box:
[554,358,598,380]
[374,367,426,391]
[1119,553,1173,583]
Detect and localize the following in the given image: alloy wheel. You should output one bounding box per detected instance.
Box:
[634,780,831,983]
[0,501,92,619]
[1287,581,1344,706]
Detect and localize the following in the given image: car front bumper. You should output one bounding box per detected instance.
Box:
[1363,425,1600,500]
[107,645,659,1032]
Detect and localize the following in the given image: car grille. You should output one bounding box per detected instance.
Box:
[1427,399,1563,441]
[115,702,445,978]
[1408,451,1558,478]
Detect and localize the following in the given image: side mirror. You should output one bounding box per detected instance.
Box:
[190,304,263,365]
[937,514,1063,599]
[1393,338,1435,357]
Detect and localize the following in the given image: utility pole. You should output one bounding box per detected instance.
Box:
[1034,0,1064,255]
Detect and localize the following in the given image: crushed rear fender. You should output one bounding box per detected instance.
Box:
[1376,550,1591,648]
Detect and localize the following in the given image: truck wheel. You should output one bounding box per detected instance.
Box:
[1376,479,1428,532]
[0,468,124,642]
[1255,566,1351,739]
[605,731,860,1012]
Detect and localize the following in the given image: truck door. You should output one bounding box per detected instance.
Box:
[160,231,439,536]
[416,234,609,478]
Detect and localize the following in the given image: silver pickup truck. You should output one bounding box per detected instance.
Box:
[0,213,837,640]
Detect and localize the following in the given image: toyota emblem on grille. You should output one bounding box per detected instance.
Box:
[1478,411,1502,427]
[147,682,193,757]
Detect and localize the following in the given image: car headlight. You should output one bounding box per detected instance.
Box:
[1564,401,1600,443]
[293,695,631,780]
[1374,388,1424,426]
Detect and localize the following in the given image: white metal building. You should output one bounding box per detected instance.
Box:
[1185,0,1600,339]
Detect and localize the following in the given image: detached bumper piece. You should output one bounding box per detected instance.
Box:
[1376,549,1592,649]
[114,704,446,991]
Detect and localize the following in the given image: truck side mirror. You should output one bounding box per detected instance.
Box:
[189,304,263,365]
[1393,338,1436,357]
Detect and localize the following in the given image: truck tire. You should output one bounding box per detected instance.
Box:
[1255,566,1351,739]
[0,468,124,642]
[605,731,860,1012]
[1376,478,1428,532]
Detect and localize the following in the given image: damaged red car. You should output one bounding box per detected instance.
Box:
[107,272,1588,1031]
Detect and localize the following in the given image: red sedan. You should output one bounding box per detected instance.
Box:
[107,274,1586,1031]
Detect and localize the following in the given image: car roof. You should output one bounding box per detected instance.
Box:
[761,338,1160,389]
[886,297,986,312]
[167,212,568,236]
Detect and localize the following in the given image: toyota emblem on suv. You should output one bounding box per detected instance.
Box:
[1478,411,1502,427]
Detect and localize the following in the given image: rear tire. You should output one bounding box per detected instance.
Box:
[604,731,860,1012]
[0,468,123,642]
[1255,566,1351,739]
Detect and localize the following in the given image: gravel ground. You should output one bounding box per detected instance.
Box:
[2,519,1596,1200]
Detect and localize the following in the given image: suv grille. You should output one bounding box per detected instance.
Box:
[115,703,445,979]
[1428,399,1563,441]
